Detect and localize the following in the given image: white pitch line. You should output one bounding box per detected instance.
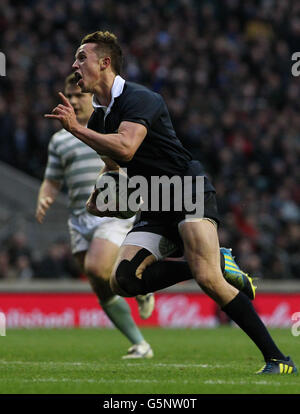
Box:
[1,377,299,386]
[0,360,228,369]
[0,360,94,367]
[204,379,299,386]
[0,377,175,384]
[126,363,227,368]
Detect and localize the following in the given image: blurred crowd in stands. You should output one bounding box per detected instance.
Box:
[0,0,299,279]
[0,231,82,280]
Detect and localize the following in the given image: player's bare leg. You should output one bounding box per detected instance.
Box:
[178,219,238,306]
[75,238,153,359]
[83,238,119,300]
[179,219,291,368]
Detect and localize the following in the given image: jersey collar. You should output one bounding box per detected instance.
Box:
[92,75,125,120]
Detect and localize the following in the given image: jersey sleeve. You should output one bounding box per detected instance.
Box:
[44,137,64,184]
[120,89,163,129]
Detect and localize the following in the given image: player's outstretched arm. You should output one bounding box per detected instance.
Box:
[44,93,147,161]
[36,179,62,223]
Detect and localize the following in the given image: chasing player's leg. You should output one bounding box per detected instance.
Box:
[75,239,153,359]
[178,218,297,374]
[93,219,155,321]
[135,293,155,320]
[110,244,156,358]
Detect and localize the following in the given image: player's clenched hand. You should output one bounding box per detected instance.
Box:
[85,188,113,217]
[44,92,79,132]
[86,187,121,218]
[35,196,54,223]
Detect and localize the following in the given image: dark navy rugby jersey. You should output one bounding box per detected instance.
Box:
[87,81,214,192]
[88,81,192,177]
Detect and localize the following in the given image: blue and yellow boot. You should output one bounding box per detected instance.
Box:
[256,357,298,375]
[220,247,256,300]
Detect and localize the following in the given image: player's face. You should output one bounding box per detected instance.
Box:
[72,43,102,93]
[65,84,93,125]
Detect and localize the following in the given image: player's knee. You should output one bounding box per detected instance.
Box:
[195,273,213,290]
[84,258,110,281]
[86,272,113,302]
[84,259,114,300]
[114,259,147,297]
[195,268,226,293]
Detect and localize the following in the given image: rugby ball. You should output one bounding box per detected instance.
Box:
[93,170,139,219]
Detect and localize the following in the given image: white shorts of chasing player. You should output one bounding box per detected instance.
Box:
[68,212,135,254]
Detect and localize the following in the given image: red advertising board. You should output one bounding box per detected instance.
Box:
[0,292,299,328]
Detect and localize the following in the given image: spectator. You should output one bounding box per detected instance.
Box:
[0,250,17,280]
[15,255,34,280]
[35,240,81,279]
[6,232,32,268]
[0,234,80,280]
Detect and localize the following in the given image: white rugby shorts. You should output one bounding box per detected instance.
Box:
[68,212,134,254]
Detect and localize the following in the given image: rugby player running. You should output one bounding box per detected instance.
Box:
[45,31,297,374]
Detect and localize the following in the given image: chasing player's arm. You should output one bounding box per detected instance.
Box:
[36,178,62,223]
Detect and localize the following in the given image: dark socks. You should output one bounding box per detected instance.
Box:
[141,255,285,362]
[141,252,225,293]
[141,260,285,361]
[222,292,286,362]
[141,260,192,293]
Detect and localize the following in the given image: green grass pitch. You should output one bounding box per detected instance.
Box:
[0,327,299,394]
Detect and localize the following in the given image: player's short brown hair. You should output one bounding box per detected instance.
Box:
[80,31,123,75]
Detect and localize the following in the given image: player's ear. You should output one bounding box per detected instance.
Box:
[100,56,111,70]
